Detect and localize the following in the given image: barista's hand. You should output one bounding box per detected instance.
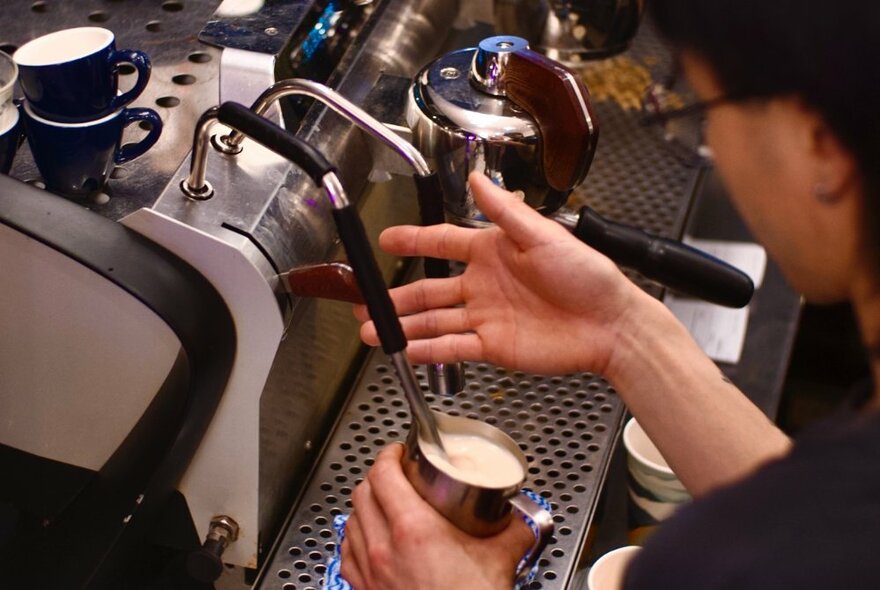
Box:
[340,443,534,590]
[356,171,656,376]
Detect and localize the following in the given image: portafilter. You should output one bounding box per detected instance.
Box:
[408,35,754,308]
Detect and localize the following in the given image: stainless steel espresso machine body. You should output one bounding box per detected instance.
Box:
[129,0,463,573]
[1,0,462,581]
[0,1,750,587]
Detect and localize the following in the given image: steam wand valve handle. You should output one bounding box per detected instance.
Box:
[214,102,448,455]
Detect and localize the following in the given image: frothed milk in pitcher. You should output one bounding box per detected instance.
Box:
[422,433,524,488]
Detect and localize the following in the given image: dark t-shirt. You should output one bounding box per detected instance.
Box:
[623,405,880,589]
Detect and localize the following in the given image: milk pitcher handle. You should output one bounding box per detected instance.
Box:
[509,493,554,587]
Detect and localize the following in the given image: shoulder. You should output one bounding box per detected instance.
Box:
[623,410,880,589]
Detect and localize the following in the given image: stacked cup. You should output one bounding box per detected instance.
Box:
[13,27,162,196]
[0,50,23,174]
[622,418,691,544]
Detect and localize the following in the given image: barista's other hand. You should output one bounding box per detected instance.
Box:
[340,443,533,590]
[355,171,654,376]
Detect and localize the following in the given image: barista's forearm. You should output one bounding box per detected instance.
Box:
[604,291,791,498]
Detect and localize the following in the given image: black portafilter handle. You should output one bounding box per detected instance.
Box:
[215,102,408,354]
[572,206,755,308]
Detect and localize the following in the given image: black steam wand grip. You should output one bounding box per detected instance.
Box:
[332,206,407,354]
[573,206,755,308]
[217,101,335,185]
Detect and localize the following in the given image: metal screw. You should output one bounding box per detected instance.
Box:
[440,67,460,80]
[265,27,279,36]
[209,515,240,543]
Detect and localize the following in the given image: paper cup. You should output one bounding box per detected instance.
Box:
[587,545,642,590]
[622,418,690,541]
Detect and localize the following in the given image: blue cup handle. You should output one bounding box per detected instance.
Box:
[115,108,162,164]
[108,49,152,111]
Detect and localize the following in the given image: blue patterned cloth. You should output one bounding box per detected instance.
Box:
[324,489,551,590]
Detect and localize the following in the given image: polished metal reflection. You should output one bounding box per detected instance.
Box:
[403,410,526,536]
[180,106,219,199]
[221,78,431,177]
[407,47,565,227]
[402,409,554,585]
[427,361,464,397]
[493,0,646,64]
[469,35,529,96]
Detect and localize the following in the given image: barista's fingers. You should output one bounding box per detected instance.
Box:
[389,278,465,315]
[350,479,392,552]
[403,333,485,366]
[468,172,560,250]
[379,223,476,263]
[397,308,471,340]
[352,303,369,323]
[367,443,437,524]
[342,513,373,589]
[490,515,537,571]
[359,320,381,347]
[353,278,464,323]
[339,556,366,590]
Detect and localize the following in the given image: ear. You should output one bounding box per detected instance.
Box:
[798,100,860,199]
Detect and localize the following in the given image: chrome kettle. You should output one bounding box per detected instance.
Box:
[405,35,598,227]
[493,0,646,64]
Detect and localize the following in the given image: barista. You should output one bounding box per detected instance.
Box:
[341,0,880,587]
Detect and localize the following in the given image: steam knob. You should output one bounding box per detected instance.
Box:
[186,515,240,583]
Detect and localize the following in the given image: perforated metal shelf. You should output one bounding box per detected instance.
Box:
[258,19,700,590]
[262,357,624,590]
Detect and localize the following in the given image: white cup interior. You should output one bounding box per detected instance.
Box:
[14,27,114,67]
[0,51,17,101]
[587,546,642,590]
[622,418,673,475]
[0,106,19,136]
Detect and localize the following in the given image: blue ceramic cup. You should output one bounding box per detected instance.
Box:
[14,27,151,123]
[23,101,162,195]
[0,106,23,175]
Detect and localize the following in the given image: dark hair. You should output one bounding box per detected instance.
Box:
[650,0,880,260]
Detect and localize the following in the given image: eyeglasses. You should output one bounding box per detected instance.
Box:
[639,81,720,167]
[640,87,739,127]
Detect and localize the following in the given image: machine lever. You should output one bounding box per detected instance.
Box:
[280,261,365,304]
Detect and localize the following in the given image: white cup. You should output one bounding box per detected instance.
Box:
[0,50,17,124]
[622,418,690,535]
[587,545,642,590]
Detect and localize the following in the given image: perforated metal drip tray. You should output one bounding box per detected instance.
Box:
[258,353,626,590]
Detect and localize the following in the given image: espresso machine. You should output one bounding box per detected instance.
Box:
[0,1,741,588]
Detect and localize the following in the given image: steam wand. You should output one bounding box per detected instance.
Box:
[208,101,447,455]
[181,78,463,397]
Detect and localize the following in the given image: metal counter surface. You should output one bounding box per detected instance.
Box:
[256,20,703,590]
